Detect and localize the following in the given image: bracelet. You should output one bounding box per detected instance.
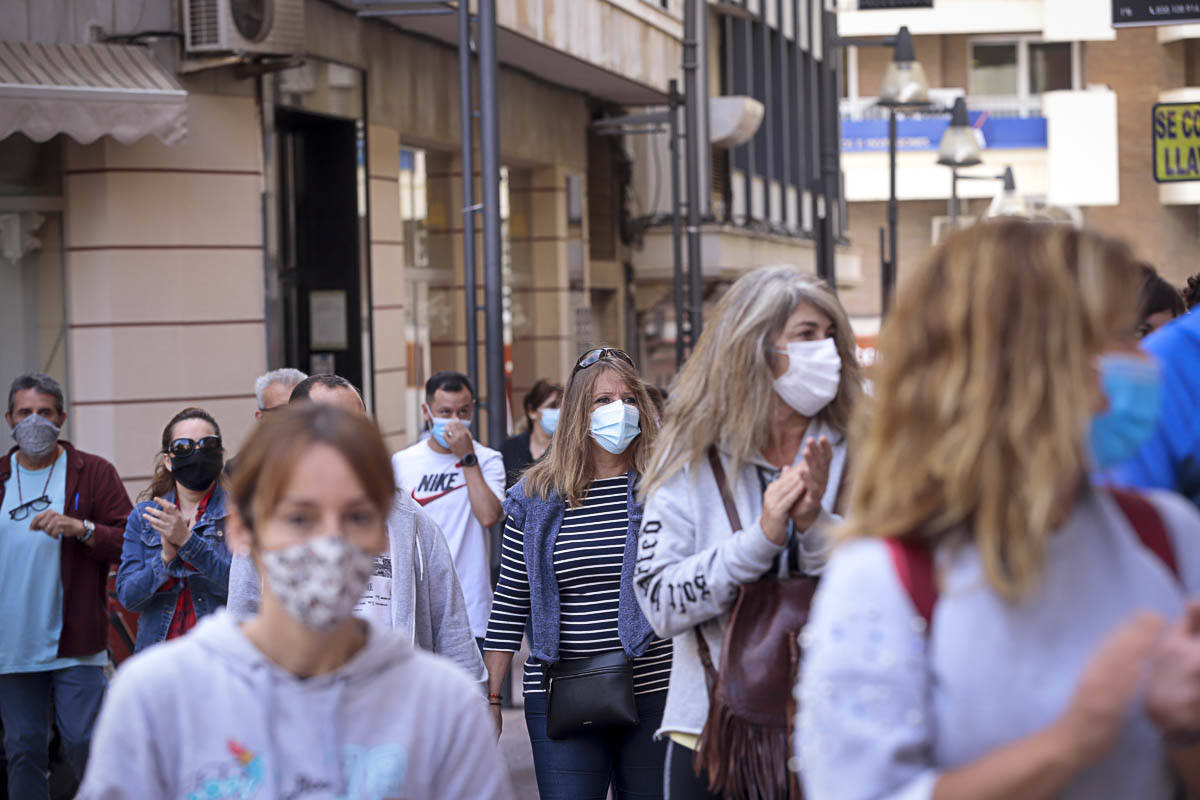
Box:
[488,700,502,706]
[487,692,502,701]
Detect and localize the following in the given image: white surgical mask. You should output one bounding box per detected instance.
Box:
[590,400,640,455]
[261,536,376,630]
[773,338,842,416]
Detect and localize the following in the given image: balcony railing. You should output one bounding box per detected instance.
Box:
[840,93,1043,122]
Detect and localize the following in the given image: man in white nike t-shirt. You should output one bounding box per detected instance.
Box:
[392,372,505,645]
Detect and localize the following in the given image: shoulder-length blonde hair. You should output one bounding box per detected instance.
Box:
[642,266,862,500]
[523,352,659,507]
[842,219,1141,601]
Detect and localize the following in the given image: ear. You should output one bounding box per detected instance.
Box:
[163,452,174,473]
[255,409,264,422]
[3,412,12,429]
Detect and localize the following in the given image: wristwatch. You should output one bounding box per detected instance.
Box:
[80,520,96,544]
[461,453,479,468]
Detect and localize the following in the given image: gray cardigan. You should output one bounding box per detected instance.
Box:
[503,469,657,666]
[226,492,485,682]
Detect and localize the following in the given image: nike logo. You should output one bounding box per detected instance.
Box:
[411,484,466,507]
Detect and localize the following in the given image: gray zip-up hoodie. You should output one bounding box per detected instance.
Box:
[634,420,847,737]
[226,492,485,682]
[77,611,514,800]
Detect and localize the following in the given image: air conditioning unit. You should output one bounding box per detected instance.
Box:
[183,0,305,56]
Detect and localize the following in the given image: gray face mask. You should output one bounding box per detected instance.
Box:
[11,415,61,459]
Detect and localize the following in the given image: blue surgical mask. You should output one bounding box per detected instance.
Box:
[425,405,453,450]
[539,407,560,436]
[1089,353,1163,471]
[590,400,640,455]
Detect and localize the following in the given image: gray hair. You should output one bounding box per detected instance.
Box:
[254,368,308,410]
[8,373,65,415]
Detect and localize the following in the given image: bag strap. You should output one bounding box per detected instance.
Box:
[1105,487,1179,579]
[693,447,742,689]
[888,487,1180,629]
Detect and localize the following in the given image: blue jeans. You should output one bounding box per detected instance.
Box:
[0,666,106,800]
[525,689,667,800]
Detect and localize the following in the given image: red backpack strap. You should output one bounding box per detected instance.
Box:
[884,538,938,628]
[1106,487,1179,580]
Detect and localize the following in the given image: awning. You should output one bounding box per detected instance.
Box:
[0,41,187,146]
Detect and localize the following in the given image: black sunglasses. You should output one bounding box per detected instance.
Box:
[166,436,223,459]
[573,348,636,376]
[9,495,51,521]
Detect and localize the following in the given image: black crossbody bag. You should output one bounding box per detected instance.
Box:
[542,649,639,739]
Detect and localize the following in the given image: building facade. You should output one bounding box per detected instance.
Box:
[835,0,1200,332]
[1,0,848,493]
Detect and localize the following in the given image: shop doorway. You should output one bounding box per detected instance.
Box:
[277,108,364,391]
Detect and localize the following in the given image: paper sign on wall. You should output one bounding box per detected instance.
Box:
[310,290,348,350]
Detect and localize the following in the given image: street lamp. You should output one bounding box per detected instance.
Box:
[873,26,930,317]
[937,97,983,227]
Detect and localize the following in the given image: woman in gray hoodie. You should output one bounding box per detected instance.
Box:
[635,267,863,798]
[78,404,513,800]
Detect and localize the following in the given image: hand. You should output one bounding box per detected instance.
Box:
[161,537,179,565]
[761,465,808,546]
[789,437,834,533]
[1146,601,1200,739]
[1056,612,1164,766]
[444,420,476,459]
[143,498,191,548]
[489,702,503,738]
[29,511,85,540]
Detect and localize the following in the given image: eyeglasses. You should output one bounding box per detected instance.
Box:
[9,495,51,521]
[166,436,223,459]
[572,348,636,376]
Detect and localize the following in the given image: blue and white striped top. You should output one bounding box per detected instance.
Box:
[484,476,672,696]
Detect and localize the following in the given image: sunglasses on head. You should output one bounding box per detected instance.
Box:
[166,436,223,459]
[572,348,636,376]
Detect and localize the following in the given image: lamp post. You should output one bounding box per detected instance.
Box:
[834,26,930,317]
[936,96,983,228]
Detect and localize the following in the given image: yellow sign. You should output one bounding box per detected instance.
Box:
[1153,102,1200,183]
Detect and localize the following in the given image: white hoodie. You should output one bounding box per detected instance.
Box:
[77,611,513,800]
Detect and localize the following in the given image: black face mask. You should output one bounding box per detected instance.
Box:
[170,449,224,492]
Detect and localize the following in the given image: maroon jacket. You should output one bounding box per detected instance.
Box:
[0,441,132,658]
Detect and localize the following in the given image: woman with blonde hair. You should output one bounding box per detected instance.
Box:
[635,267,863,798]
[799,220,1200,799]
[483,347,672,799]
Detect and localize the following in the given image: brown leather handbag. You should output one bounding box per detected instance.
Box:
[692,448,817,800]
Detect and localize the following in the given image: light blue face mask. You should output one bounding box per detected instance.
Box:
[1089,353,1163,471]
[590,400,640,455]
[539,407,560,436]
[425,406,453,449]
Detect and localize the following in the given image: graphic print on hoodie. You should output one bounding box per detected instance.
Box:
[77,611,513,800]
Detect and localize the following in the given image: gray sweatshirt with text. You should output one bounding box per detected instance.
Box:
[634,420,847,737]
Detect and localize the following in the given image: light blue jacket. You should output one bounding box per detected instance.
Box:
[116,486,231,651]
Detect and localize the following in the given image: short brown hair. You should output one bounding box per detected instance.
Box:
[231,404,395,534]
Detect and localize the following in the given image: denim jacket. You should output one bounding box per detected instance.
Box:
[115,486,231,651]
[503,469,656,667]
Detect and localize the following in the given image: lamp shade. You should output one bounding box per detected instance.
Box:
[877,27,930,107]
[937,98,982,167]
[986,167,1028,217]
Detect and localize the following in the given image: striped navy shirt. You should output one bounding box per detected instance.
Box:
[484,476,672,696]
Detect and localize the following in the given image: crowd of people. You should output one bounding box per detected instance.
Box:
[2,217,1200,799]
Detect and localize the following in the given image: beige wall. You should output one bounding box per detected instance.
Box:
[64,93,265,495]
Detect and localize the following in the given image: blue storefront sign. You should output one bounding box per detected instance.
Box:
[841,112,1047,153]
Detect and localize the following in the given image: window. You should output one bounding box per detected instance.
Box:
[970,39,1080,116]
[1029,42,1072,94]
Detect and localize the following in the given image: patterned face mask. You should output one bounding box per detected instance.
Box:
[260,536,377,630]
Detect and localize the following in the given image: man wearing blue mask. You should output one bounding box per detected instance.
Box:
[1111,311,1200,507]
[392,372,505,651]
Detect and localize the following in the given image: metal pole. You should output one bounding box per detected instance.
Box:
[948,166,958,228]
[883,107,898,317]
[458,0,479,437]
[819,7,840,291]
[668,80,685,370]
[683,0,704,349]
[478,0,506,450]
